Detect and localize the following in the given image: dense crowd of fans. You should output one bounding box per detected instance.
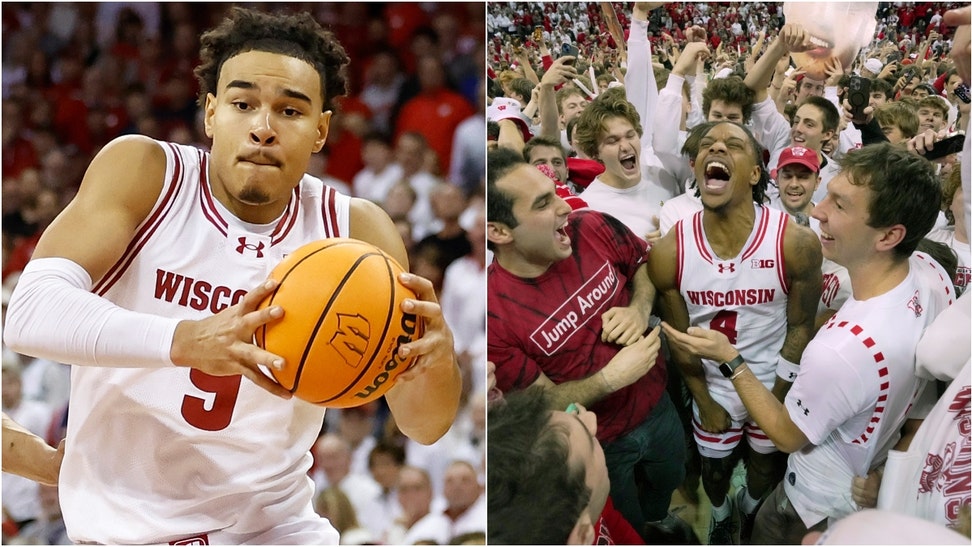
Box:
[486,1,969,545]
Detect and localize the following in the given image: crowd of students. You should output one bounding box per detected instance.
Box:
[486,1,969,545]
[2,3,485,544]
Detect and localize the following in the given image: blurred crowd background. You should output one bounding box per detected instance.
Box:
[2,3,487,545]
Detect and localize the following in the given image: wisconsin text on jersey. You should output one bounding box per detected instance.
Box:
[685,288,777,307]
[154,268,247,313]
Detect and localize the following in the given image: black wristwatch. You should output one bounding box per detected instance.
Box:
[719,354,745,379]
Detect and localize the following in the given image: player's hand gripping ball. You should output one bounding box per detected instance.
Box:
[255,238,423,407]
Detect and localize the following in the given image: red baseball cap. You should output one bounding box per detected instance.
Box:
[773,146,820,179]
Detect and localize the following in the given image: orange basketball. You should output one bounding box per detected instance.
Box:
[255,238,423,407]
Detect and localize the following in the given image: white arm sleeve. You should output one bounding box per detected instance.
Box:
[3,257,179,368]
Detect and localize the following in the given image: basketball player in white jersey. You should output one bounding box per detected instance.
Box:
[648,121,823,544]
[3,8,461,545]
[662,142,953,543]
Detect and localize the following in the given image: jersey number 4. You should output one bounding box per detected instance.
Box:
[710,310,738,344]
[181,369,242,431]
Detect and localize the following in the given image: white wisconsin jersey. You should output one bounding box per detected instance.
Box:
[61,141,351,544]
[675,206,790,420]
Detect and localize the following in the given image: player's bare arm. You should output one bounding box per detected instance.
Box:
[648,232,731,433]
[601,262,655,346]
[772,222,823,400]
[349,197,462,444]
[526,328,662,412]
[2,413,64,486]
[661,322,810,453]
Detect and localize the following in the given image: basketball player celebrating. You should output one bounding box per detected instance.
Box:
[647,121,823,544]
[662,143,954,543]
[3,8,461,545]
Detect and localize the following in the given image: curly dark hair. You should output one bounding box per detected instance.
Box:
[694,121,770,206]
[194,7,349,112]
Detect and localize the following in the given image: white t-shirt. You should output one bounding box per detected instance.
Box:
[783,253,955,527]
[580,177,674,240]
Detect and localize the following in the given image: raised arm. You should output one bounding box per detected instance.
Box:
[538,56,580,140]
[745,24,815,103]
[350,198,462,444]
[624,3,662,146]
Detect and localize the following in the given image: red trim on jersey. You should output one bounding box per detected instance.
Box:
[740,206,770,261]
[823,320,894,445]
[95,142,185,296]
[270,187,300,245]
[693,417,743,444]
[774,212,789,294]
[916,253,955,303]
[692,212,713,265]
[198,153,228,236]
[675,219,685,290]
[321,185,339,237]
[743,421,771,440]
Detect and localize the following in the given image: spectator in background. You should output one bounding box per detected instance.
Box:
[449,80,487,197]
[354,132,404,203]
[875,101,920,143]
[393,131,440,241]
[440,204,488,399]
[314,487,373,545]
[333,403,380,477]
[385,466,438,545]
[359,442,406,541]
[414,183,472,278]
[358,49,406,135]
[2,356,53,534]
[395,55,476,176]
[403,460,486,545]
[312,434,382,533]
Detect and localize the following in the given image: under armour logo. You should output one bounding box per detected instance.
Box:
[907,291,923,318]
[796,399,810,416]
[236,236,265,258]
[170,535,209,546]
[717,263,735,273]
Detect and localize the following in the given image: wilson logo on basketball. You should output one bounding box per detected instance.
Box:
[330,314,371,368]
[354,312,419,400]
